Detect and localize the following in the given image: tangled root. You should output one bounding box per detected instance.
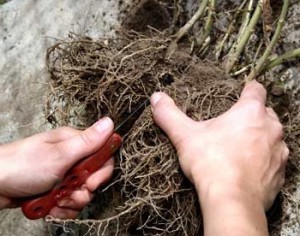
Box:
[45,31,171,133]
[44,28,300,235]
[45,30,243,235]
[119,66,240,235]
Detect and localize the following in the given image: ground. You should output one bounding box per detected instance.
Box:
[0,0,120,235]
[0,0,299,235]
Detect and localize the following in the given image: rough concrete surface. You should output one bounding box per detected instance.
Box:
[0,0,120,235]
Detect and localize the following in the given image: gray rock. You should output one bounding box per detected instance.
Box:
[0,0,120,235]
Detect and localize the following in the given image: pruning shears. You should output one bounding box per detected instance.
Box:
[21,100,149,220]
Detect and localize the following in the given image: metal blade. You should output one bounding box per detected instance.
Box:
[115,99,150,132]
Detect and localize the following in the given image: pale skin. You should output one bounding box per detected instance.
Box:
[0,81,288,235]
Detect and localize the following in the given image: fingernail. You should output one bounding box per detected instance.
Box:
[94,117,113,133]
[151,92,162,106]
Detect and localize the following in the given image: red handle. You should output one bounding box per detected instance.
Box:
[21,133,122,220]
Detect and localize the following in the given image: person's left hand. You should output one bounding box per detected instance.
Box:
[0,117,114,219]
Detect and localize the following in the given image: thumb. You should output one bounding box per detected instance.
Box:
[239,80,266,104]
[151,92,195,148]
[57,117,114,167]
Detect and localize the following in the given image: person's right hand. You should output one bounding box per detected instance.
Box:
[151,81,289,235]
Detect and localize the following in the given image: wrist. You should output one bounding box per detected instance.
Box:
[197,182,268,236]
[0,143,17,196]
[0,152,7,198]
[0,146,10,209]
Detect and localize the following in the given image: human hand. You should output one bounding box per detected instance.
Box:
[0,117,114,219]
[151,81,288,235]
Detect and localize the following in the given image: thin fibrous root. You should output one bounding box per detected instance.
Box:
[45,201,143,224]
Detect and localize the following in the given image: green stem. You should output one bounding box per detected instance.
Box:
[226,0,262,73]
[237,0,255,41]
[231,64,252,76]
[264,48,300,71]
[231,40,263,77]
[215,0,248,60]
[166,0,209,57]
[171,0,183,33]
[196,0,216,48]
[247,0,290,81]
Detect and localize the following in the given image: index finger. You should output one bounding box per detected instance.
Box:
[239,80,267,105]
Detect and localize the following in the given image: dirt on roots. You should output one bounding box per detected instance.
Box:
[45,31,243,235]
[44,1,300,235]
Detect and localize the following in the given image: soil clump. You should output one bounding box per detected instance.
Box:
[46,30,242,235]
[45,1,300,235]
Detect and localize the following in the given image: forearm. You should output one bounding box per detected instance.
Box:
[0,144,9,188]
[198,184,268,236]
[0,143,15,187]
[0,140,22,158]
[0,144,14,209]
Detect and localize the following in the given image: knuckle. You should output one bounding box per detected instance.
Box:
[267,107,280,120]
[266,107,272,112]
[285,147,290,157]
[245,100,265,114]
[266,107,275,115]
[279,177,285,188]
[274,122,283,138]
[283,146,290,160]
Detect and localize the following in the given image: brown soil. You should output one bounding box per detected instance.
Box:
[122,0,172,33]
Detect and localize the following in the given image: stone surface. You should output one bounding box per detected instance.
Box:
[280,3,300,235]
[0,0,120,235]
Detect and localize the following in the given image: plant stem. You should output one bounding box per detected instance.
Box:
[225,0,254,62]
[226,0,262,73]
[247,0,290,81]
[263,48,300,71]
[215,0,248,60]
[231,40,263,77]
[231,64,252,76]
[196,0,216,49]
[171,0,183,33]
[237,0,255,41]
[166,0,209,57]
